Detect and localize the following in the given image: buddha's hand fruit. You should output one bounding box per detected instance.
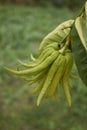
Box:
[5,20,75,106]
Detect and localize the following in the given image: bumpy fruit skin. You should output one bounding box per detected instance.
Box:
[5,20,75,106]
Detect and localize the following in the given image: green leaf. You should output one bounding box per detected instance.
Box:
[71,5,87,86]
[85,1,87,27]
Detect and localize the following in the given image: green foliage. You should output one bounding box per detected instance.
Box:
[71,4,87,86]
[0,6,87,130]
[71,26,87,86]
[0,0,86,8]
[51,0,85,8]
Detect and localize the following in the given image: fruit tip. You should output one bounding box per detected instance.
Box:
[36,102,40,107]
[36,98,41,106]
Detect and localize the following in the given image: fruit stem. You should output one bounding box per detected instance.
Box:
[59,36,70,54]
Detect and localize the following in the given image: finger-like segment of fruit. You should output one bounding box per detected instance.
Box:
[61,52,73,106]
[30,53,36,61]
[5,51,59,76]
[39,20,74,52]
[45,55,66,98]
[36,54,63,106]
[53,87,59,100]
[17,60,31,68]
[33,81,45,94]
[27,48,55,67]
[62,80,71,107]
[33,85,42,94]
[64,52,74,78]
[17,46,52,68]
[71,13,87,86]
[17,49,53,68]
[27,68,48,85]
[18,46,57,68]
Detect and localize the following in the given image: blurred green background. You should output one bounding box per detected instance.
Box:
[0,0,87,130]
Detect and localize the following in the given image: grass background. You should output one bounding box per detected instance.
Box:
[0,6,87,130]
